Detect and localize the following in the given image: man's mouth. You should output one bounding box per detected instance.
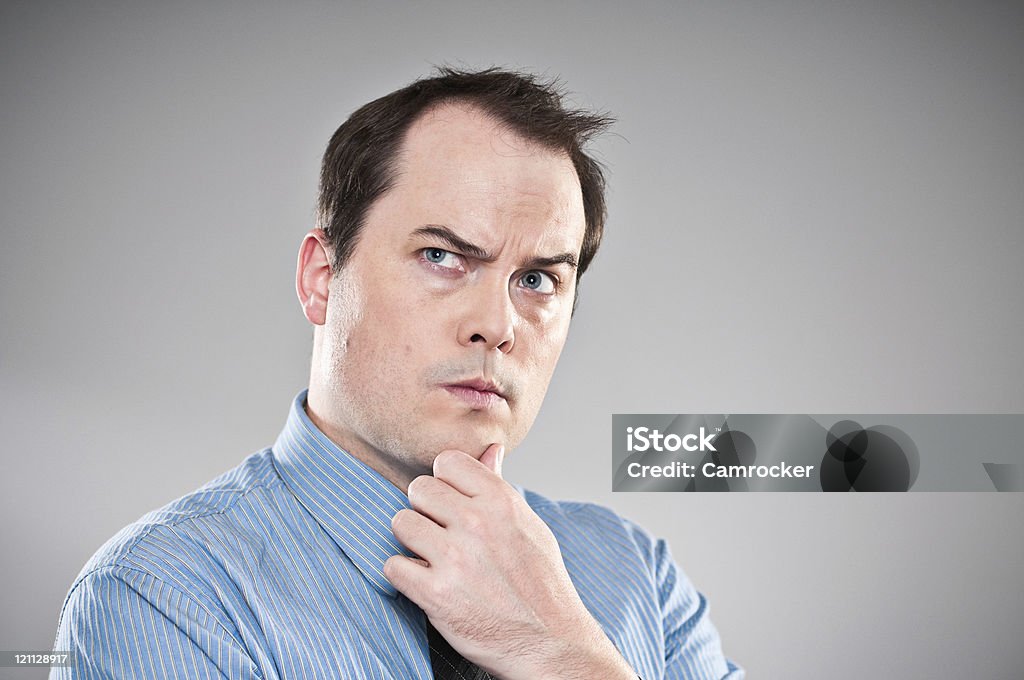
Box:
[443,378,508,409]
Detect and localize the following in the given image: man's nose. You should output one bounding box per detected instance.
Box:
[456,278,516,354]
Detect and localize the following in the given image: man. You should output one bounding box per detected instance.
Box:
[52,68,743,679]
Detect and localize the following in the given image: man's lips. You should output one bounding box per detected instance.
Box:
[443,378,507,409]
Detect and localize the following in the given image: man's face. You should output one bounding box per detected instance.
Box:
[311,103,586,485]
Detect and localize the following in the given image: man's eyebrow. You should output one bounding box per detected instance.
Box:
[411,224,578,270]
[524,253,578,271]
[412,225,493,261]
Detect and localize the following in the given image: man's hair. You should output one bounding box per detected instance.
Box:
[316,67,613,294]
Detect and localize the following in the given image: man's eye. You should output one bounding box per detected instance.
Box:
[519,270,556,294]
[422,248,461,269]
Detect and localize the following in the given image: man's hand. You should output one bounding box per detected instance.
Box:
[383,445,637,680]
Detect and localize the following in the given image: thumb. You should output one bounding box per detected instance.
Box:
[479,443,505,477]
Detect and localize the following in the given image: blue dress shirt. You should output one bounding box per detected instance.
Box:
[52,390,743,679]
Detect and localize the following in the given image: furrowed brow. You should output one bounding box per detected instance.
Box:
[524,253,578,271]
[411,225,493,262]
[412,224,578,270]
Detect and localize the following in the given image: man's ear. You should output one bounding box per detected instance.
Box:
[296,229,332,326]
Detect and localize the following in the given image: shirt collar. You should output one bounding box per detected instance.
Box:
[271,389,412,598]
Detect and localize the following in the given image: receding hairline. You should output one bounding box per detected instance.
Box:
[407,99,577,151]
[385,99,582,198]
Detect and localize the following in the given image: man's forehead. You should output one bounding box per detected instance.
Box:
[397,103,577,187]
[381,102,586,253]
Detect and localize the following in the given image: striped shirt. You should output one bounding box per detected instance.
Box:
[52,390,743,679]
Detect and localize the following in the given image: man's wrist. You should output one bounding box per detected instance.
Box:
[523,616,637,680]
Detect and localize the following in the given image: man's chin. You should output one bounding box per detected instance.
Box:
[424,424,508,462]
[435,438,495,462]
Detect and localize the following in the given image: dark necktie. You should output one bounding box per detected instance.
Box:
[426,619,495,680]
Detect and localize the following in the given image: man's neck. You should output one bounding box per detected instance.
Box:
[302,396,422,495]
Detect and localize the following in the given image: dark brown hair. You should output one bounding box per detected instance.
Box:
[316,67,613,296]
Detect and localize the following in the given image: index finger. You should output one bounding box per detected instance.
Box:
[432,447,503,497]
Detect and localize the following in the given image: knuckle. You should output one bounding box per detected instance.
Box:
[425,576,451,609]
[441,541,459,564]
[442,540,470,569]
[440,572,462,601]
[462,509,484,532]
[487,490,516,519]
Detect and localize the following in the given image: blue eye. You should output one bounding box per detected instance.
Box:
[422,248,461,269]
[520,270,556,294]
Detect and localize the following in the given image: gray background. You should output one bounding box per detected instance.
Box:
[2,1,1022,678]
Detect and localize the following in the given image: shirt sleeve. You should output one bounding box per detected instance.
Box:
[651,537,745,680]
[610,514,743,680]
[51,565,262,680]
